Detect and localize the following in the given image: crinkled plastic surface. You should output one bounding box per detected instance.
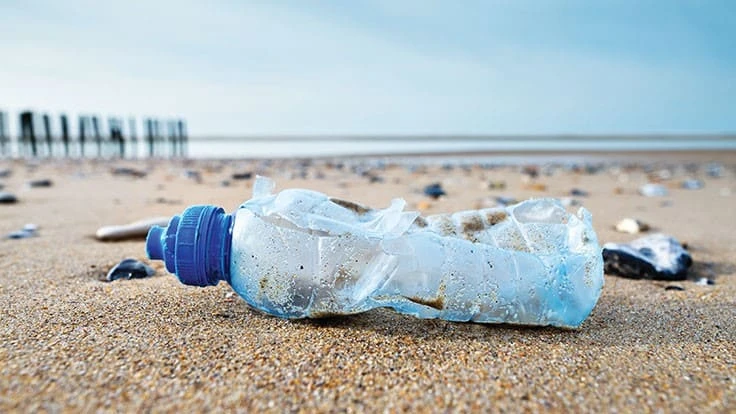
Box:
[228,177,604,328]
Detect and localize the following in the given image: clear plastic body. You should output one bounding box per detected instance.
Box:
[227,177,604,327]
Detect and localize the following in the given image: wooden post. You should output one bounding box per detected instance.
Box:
[60,115,70,157]
[20,111,37,157]
[43,114,53,157]
[91,116,102,158]
[167,120,177,158]
[108,117,124,158]
[128,117,138,159]
[78,115,88,157]
[145,118,154,157]
[0,111,8,157]
[177,119,187,158]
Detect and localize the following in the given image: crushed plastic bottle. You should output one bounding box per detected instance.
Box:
[146,176,604,328]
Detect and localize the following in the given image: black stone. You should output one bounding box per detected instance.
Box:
[27,179,52,188]
[665,285,685,291]
[570,188,589,197]
[111,167,147,178]
[602,234,692,281]
[0,191,17,204]
[232,172,253,180]
[106,258,156,282]
[423,183,446,199]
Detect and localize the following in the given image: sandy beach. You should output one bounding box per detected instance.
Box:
[1,151,734,412]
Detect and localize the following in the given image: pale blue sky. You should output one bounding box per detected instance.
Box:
[1,0,734,136]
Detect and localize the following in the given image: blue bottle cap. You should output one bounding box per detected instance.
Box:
[146,205,233,287]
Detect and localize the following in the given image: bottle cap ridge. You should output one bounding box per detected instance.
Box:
[145,205,232,287]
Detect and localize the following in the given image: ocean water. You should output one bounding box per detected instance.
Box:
[185,136,736,159]
[4,135,735,159]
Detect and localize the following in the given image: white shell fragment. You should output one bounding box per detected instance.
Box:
[96,217,171,241]
[615,218,650,234]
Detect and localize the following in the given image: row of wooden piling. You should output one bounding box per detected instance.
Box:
[0,110,188,158]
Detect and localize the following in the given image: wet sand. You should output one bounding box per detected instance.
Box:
[1,151,735,412]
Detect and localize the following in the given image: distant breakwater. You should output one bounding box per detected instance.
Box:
[0,110,187,159]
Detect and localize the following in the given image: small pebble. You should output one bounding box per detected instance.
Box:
[0,191,18,204]
[720,188,731,197]
[706,163,723,178]
[524,182,547,192]
[423,183,446,199]
[416,200,432,211]
[639,183,668,197]
[559,197,580,207]
[495,196,517,206]
[694,277,715,286]
[6,223,38,239]
[615,218,650,234]
[487,181,506,190]
[111,167,147,178]
[570,188,589,197]
[106,258,156,282]
[665,285,685,291]
[681,179,704,190]
[183,170,202,182]
[27,179,52,188]
[0,169,11,178]
[232,172,253,180]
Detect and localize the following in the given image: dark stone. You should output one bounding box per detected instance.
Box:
[27,179,52,188]
[602,234,692,280]
[681,179,704,190]
[6,224,37,239]
[232,172,253,180]
[111,167,147,178]
[570,188,589,197]
[368,175,384,184]
[423,183,446,199]
[665,285,685,291]
[0,169,11,178]
[0,191,17,204]
[183,170,201,182]
[106,258,156,282]
[494,196,517,206]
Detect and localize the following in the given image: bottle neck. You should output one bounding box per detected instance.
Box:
[202,211,234,285]
[146,205,233,287]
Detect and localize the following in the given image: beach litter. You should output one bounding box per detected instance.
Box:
[106,258,156,281]
[96,216,171,241]
[602,234,692,280]
[7,223,38,239]
[639,183,668,197]
[0,191,18,204]
[423,183,446,199]
[615,218,650,234]
[145,176,604,328]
